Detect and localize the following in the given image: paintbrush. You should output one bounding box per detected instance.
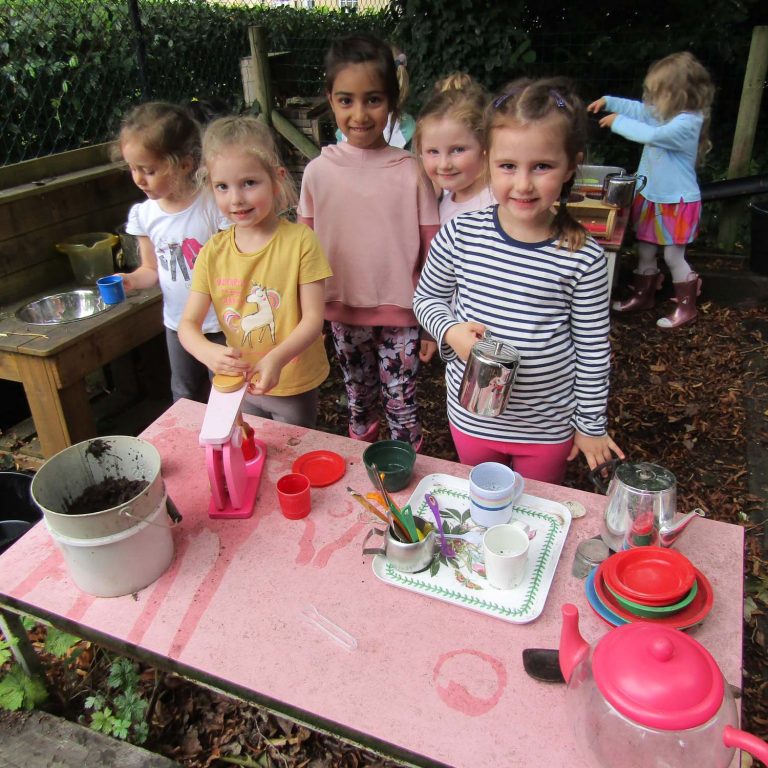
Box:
[369,463,416,542]
[347,485,411,541]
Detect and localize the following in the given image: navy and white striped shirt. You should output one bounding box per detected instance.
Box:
[413,205,612,444]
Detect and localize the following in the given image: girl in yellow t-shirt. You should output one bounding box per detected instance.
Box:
[179,116,332,428]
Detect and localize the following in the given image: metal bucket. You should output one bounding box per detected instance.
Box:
[31,436,166,539]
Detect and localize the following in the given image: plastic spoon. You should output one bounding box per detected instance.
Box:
[370,462,417,542]
[425,493,456,558]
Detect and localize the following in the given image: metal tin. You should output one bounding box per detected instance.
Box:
[458,332,521,417]
[572,537,610,579]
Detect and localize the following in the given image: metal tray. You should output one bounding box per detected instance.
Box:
[371,473,571,623]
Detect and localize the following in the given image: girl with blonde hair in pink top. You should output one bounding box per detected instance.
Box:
[298,33,440,450]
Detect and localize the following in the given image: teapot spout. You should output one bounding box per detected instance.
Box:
[559,604,590,684]
[659,507,706,547]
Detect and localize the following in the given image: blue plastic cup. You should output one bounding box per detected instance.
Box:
[96,274,126,305]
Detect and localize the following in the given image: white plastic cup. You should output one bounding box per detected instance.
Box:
[483,521,530,589]
[469,462,523,527]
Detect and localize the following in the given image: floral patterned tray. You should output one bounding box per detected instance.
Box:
[371,473,571,623]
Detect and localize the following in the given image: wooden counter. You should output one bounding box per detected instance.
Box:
[0,285,163,457]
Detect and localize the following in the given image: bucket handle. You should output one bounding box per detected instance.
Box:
[118,493,182,529]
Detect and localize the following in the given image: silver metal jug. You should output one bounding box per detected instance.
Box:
[602,172,647,208]
[458,331,520,417]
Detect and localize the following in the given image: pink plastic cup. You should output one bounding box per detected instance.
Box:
[277,473,311,519]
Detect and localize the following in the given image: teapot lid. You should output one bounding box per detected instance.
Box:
[593,622,723,730]
[615,462,675,492]
[471,333,520,366]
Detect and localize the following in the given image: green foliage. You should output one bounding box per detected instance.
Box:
[84,657,150,744]
[43,627,81,659]
[0,0,394,164]
[393,0,536,102]
[0,663,47,712]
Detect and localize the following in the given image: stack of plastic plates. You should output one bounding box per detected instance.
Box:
[585,547,714,629]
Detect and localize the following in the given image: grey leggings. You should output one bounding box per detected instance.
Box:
[242,388,319,429]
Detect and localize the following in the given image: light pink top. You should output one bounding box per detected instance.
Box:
[298,142,439,326]
[439,186,496,224]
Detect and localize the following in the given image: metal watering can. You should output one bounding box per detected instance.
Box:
[602,172,647,208]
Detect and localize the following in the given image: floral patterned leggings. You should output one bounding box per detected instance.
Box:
[330,322,422,449]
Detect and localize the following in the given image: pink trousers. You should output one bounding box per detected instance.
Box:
[449,424,573,485]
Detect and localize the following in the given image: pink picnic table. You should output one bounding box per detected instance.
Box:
[0,398,745,767]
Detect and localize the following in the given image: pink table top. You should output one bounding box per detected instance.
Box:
[0,398,744,767]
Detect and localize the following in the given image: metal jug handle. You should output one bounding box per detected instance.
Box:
[634,174,648,194]
[362,526,387,556]
[588,458,622,495]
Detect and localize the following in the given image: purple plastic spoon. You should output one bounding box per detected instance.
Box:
[425,493,456,559]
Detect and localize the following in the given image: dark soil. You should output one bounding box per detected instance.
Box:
[65,478,149,515]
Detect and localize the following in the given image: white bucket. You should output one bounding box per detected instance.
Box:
[45,495,175,597]
[32,436,165,538]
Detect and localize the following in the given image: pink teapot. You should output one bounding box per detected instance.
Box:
[558,604,768,768]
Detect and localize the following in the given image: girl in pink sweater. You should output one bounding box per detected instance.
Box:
[298,33,439,450]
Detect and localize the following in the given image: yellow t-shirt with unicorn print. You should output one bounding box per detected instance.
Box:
[191,219,332,397]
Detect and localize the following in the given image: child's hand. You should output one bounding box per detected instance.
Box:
[444,322,486,362]
[248,354,281,396]
[599,113,617,129]
[587,97,607,114]
[419,339,437,363]
[568,432,625,472]
[206,345,252,378]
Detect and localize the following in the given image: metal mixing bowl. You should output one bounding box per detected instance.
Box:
[15,289,109,325]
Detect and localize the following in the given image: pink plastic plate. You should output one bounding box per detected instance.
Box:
[602,547,696,606]
[292,451,346,488]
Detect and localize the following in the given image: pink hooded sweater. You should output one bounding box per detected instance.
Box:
[298,142,439,327]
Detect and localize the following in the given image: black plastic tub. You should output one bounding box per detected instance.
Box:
[0,471,41,555]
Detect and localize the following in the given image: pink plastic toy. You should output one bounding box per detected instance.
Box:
[199,383,266,519]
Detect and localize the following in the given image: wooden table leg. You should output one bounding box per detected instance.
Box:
[17,356,96,457]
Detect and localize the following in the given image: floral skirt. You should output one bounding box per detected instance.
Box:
[631,194,702,245]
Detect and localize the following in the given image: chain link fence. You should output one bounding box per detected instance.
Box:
[1,0,764,174]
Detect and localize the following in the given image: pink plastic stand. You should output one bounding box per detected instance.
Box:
[199,384,266,519]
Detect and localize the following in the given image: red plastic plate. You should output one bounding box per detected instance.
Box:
[595,562,713,629]
[292,450,346,488]
[602,547,696,606]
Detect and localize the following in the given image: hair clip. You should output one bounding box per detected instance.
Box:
[550,90,567,108]
[492,87,523,110]
[394,53,407,68]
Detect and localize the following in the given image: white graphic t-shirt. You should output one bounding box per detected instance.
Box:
[126,192,230,332]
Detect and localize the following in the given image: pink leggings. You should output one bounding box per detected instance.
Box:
[449,424,573,485]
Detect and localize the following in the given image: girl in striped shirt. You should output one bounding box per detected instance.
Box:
[414,78,624,484]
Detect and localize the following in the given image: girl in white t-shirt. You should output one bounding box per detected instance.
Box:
[115,101,229,402]
[413,73,495,224]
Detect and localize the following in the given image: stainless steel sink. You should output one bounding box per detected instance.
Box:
[15,289,110,325]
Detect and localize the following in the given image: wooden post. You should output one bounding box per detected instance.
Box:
[247,26,273,126]
[717,26,768,249]
[270,109,320,160]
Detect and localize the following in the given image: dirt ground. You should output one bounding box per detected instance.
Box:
[4,250,768,767]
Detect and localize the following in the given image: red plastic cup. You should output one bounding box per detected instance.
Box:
[276,473,311,519]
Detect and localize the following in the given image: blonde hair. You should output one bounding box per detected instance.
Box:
[643,51,715,164]
[485,77,588,251]
[115,101,201,178]
[200,115,297,212]
[412,72,488,156]
[390,43,410,109]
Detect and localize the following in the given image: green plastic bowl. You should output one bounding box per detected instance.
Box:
[363,440,416,492]
[607,578,699,618]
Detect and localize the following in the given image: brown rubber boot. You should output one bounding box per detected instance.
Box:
[611,270,663,313]
[657,272,702,329]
